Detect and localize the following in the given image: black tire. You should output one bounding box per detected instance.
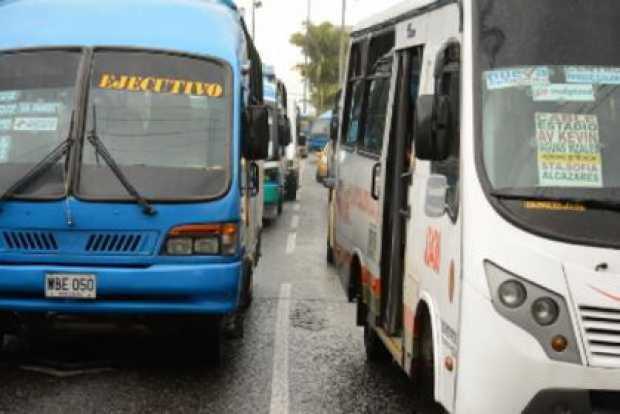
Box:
[277,197,283,215]
[364,323,391,363]
[285,174,298,201]
[240,264,254,311]
[413,315,446,413]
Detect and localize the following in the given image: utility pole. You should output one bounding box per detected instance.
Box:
[303,0,311,115]
[338,0,347,83]
[252,1,263,39]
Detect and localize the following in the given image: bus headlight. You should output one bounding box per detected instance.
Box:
[532,297,559,326]
[498,280,527,308]
[164,223,238,256]
[485,261,581,364]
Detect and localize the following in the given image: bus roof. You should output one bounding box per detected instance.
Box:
[352,0,454,37]
[0,0,244,65]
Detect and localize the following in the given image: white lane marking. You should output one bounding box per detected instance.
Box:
[290,215,299,230]
[270,283,292,414]
[293,204,301,212]
[285,233,296,255]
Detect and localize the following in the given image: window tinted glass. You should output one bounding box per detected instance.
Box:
[361,77,391,153]
[0,50,80,198]
[79,51,231,200]
[344,81,364,146]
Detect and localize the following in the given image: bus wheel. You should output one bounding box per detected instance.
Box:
[364,323,391,363]
[413,314,445,412]
[277,197,283,215]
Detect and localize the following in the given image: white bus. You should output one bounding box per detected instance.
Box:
[327,0,620,412]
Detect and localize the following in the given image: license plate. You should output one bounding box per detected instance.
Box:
[45,274,97,299]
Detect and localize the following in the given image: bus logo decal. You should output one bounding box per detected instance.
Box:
[424,227,441,274]
[98,73,224,98]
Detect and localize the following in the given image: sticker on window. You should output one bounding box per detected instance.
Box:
[565,67,620,85]
[0,104,17,116]
[0,91,19,102]
[98,73,224,98]
[486,67,550,90]
[535,112,602,188]
[18,102,61,115]
[0,119,12,131]
[532,84,594,102]
[0,136,11,162]
[12,117,58,132]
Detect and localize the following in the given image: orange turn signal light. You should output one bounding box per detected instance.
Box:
[551,335,568,353]
[169,223,238,237]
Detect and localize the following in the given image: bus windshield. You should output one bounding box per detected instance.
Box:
[0,50,79,198]
[78,51,231,201]
[478,0,620,205]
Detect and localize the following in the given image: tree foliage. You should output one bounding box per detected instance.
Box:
[290,22,349,113]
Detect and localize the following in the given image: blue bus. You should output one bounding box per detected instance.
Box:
[307,110,332,152]
[0,0,270,359]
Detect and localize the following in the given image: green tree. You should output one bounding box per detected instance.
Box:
[290,22,349,113]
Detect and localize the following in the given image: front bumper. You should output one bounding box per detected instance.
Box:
[0,261,242,316]
[524,389,620,413]
[456,281,620,413]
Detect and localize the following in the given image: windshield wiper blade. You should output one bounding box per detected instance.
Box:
[0,111,75,207]
[87,106,157,216]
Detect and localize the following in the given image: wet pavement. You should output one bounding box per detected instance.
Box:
[0,159,419,413]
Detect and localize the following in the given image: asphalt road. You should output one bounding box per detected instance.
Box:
[0,159,419,414]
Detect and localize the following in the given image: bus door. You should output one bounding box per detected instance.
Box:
[334,32,394,311]
[406,36,462,409]
[380,46,424,336]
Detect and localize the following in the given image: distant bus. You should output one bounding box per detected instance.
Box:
[328,0,620,412]
[0,0,270,362]
[308,110,332,152]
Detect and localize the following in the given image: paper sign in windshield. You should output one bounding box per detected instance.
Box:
[0,91,18,102]
[536,112,602,188]
[532,84,594,102]
[565,67,620,85]
[486,67,549,90]
[0,136,11,162]
[13,117,58,132]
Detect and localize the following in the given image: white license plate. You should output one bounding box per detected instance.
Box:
[45,274,97,299]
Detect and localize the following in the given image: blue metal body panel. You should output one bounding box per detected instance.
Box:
[0,0,249,316]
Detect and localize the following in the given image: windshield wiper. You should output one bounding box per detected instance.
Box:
[87,106,157,216]
[0,111,75,207]
[491,189,620,211]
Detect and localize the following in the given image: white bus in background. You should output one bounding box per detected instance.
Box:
[327,0,620,412]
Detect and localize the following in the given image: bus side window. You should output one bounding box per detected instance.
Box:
[431,42,461,222]
[341,42,365,148]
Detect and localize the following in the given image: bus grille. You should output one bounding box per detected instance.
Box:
[2,231,58,251]
[85,233,143,253]
[580,306,620,368]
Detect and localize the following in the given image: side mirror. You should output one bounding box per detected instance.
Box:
[278,116,292,147]
[248,161,260,197]
[244,105,269,160]
[425,174,448,217]
[330,116,339,142]
[414,95,452,161]
[298,133,307,146]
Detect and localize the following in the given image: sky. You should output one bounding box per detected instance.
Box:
[235,0,403,114]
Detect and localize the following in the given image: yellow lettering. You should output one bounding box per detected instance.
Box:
[193,83,205,96]
[140,77,156,92]
[126,76,142,92]
[99,73,115,89]
[170,80,185,94]
[153,78,168,93]
[184,81,194,96]
[206,83,223,98]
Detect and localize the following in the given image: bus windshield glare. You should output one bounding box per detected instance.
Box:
[78,51,231,200]
[477,0,620,204]
[0,51,80,199]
